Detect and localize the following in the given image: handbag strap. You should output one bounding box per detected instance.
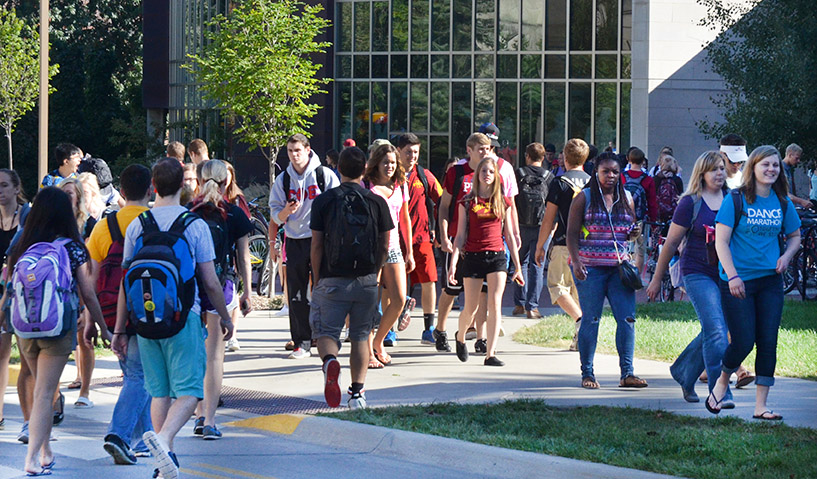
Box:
[603,200,626,265]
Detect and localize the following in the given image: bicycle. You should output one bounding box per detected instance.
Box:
[247,196,272,295]
[785,208,817,300]
[643,220,676,302]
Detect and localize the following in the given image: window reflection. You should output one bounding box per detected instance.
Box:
[545,83,566,147]
[596,0,618,51]
[391,54,408,78]
[520,83,542,148]
[412,0,430,51]
[594,83,617,146]
[522,0,544,51]
[354,55,370,78]
[392,0,408,51]
[353,82,370,146]
[337,3,352,52]
[431,82,450,132]
[569,0,592,51]
[545,55,566,78]
[475,54,494,79]
[432,55,450,78]
[569,54,591,79]
[498,0,520,51]
[620,82,631,148]
[521,54,542,79]
[412,55,429,78]
[453,54,472,78]
[337,81,352,142]
[474,81,494,130]
[452,82,472,155]
[497,54,518,79]
[452,0,472,51]
[373,81,389,139]
[596,55,617,79]
[411,82,429,132]
[496,82,518,165]
[475,0,495,51]
[568,82,591,140]
[354,2,370,52]
[546,0,566,50]
[337,55,352,78]
[372,2,389,51]
[432,0,451,51]
[621,0,632,51]
[621,54,631,79]
[372,54,388,78]
[390,82,408,132]
[430,136,450,177]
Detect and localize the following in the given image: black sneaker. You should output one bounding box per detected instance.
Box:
[435,330,451,352]
[103,433,137,465]
[474,339,487,355]
[193,416,204,436]
[455,332,468,362]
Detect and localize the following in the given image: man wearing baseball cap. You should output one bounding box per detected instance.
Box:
[719,133,748,190]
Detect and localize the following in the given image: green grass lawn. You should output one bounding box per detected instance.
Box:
[329,400,817,479]
[514,300,817,380]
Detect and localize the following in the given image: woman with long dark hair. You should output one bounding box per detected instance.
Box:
[2,187,109,475]
[708,146,800,419]
[566,155,647,389]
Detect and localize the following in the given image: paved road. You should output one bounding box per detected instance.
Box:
[1,301,814,478]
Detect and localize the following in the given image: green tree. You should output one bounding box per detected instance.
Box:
[0,9,58,169]
[697,0,817,168]
[187,0,331,178]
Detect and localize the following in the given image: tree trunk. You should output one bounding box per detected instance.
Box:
[5,128,11,170]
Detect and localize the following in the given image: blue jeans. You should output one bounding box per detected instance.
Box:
[107,334,153,452]
[574,266,636,379]
[720,274,783,387]
[513,226,548,310]
[670,274,731,399]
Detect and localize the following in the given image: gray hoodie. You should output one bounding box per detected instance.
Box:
[268,150,339,239]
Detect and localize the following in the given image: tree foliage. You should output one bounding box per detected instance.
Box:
[0,8,58,169]
[187,0,331,170]
[697,0,817,168]
[0,1,152,192]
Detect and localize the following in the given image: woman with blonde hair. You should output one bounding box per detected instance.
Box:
[708,146,800,419]
[364,144,414,367]
[224,162,250,219]
[449,156,523,366]
[189,159,253,439]
[58,179,89,237]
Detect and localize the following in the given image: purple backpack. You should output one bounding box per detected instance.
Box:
[10,238,77,338]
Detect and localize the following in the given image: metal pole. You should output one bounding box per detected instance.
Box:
[38,0,49,183]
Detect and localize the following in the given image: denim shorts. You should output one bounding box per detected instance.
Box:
[137,312,206,399]
[309,274,379,346]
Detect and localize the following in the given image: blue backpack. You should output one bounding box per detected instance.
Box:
[624,173,648,220]
[124,211,198,339]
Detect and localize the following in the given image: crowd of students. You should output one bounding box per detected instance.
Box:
[0,128,808,476]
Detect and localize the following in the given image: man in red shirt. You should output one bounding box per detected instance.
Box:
[397,134,443,346]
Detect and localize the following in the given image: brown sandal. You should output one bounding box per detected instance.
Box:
[67,379,82,390]
[619,375,648,388]
[582,376,600,389]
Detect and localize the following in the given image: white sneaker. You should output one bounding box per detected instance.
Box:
[274,306,289,317]
[225,338,240,351]
[143,431,178,479]
[347,390,367,410]
[287,348,311,359]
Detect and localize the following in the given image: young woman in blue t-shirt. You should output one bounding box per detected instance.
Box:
[708,146,801,420]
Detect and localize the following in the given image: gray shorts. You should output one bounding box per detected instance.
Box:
[309,273,379,346]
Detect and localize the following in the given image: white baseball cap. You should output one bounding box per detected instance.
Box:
[720,145,748,163]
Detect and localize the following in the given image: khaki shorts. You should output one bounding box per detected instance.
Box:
[18,333,75,358]
[547,245,579,305]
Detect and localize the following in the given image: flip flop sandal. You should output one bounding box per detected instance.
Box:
[66,379,82,390]
[753,410,783,420]
[736,372,756,389]
[581,377,600,389]
[367,359,384,369]
[25,468,51,477]
[705,392,724,415]
[397,298,415,331]
[373,350,392,366]
[74,396,94,409]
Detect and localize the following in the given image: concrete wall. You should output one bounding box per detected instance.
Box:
[632,0,729,181]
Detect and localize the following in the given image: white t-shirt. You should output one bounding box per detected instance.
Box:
[123,205,215,315]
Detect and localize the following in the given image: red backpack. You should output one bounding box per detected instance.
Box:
[656,174,681,222]
[96,212,125,330]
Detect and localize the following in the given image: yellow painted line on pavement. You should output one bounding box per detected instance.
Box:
[195,463,279,479]
[224,414,303,435]
[180,468,230,479]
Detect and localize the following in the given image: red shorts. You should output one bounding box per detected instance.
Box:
[409,242,437,284]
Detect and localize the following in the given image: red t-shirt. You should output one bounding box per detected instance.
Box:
[463,196,511,253]
[442,163,475,238]
[405,166,442,245]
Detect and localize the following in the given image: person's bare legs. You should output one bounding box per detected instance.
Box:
[485,272,507,358]
[754,385,772,417]
[23,353,68,474]
[436,292,456,333]
[474,293,488,339]
[197,311,225,427]
[372,263,406,363]
[556,293,583,347]
[17,352,33,421]
[455,278,482,343]
[151,396,198,451]
[0,333,10,421]
[420,282,436,315]
[75,311,95,402]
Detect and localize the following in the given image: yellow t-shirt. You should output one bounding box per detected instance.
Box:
[86,205,149,262]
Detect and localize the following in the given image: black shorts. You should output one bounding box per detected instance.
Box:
[443,247,464,296]
[461,251,507,280]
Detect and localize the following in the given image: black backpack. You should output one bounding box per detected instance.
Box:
[191,201,233,284]
[324,185,378,277]
[414,164,438,242]
[515,166,553,226]
[624,172,648,220]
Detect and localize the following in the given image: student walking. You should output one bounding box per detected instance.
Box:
[268,135,339,359]
[3,187,110,476]
[365,143,414,366]
[646,151,732,404]
[112,158,234,479]
[708,146,801,420]
[86,164,155,463]
[567,154,648,389]
[449,157,523,367]
[190,160,253,440]
[310,147,394,409]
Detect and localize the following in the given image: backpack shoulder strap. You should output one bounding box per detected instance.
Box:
[452,164,466,200]
[316,166,326,193]
[107,212,123,243]
[138,210,159,234]
[169,211,199,236]
[416,164,430,195]
[582,188,592,216]
[516,167,528,179]
[780,195,788,234]
[684,195,702,243]
[281,170,291,200]
[729,189,743,242]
